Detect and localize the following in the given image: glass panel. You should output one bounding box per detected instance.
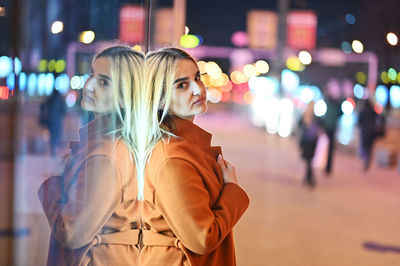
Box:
[2,0,148,265]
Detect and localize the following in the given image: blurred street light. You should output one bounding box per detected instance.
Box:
[298,50,312,65]
[352,40,364,53]
[79,31,95,44]
[51,21,63,34]
[386,32,398,46]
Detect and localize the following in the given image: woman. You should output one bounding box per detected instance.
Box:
[138,48,249,266]
[298,101,319,187]
[38,46,144,266]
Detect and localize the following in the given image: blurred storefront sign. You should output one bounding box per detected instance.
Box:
[316,48,346,66]
[155,8,174,46]
[247,10,278,49]
[286,11,317,50]
[119,5,145,44]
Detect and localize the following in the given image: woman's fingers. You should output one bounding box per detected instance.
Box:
[217,154,227,168]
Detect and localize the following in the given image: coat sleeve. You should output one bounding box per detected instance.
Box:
[38,154,122,249]
[154,158,249,255]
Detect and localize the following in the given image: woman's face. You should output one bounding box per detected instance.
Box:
[81,56,115,114]
[169,59,207,121]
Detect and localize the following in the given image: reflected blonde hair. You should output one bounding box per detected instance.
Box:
[94,46,145,195]
[135,48,196,199]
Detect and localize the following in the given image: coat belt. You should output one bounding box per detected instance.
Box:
[141,230,180,248]
[93,229,141,245]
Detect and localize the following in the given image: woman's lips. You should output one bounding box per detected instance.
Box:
[193,96,206,105]
[83,94,95,103]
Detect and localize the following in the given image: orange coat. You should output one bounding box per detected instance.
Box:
[140,117,249,266]
[38,115,140,266]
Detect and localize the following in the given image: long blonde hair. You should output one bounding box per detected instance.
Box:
[93,46,145,193]
[135,48,197,199]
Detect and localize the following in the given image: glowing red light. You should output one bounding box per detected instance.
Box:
[374,103,383,114]
[346,97,356,108]
[0,86,10,100]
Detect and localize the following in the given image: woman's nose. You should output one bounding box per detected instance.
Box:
[84,77,95,92]
[190,81,201,96]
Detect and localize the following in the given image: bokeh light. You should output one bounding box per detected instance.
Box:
[180,34,200,48]
[386,32,398,46]
[205,62,222,79]
[66,91,77,108]
[27,73,37,96]
[14,57,22,75]
[70,75,82,90]
[341,99,354,115]
[286,56,304,71]
[19,72,27,91]
[388,68,397,81]
[38,59,47,72]
[390,85,400,108]
[243,64,257,78]
[381,71,389,84]
[281,69,299,92]
[55,60,66,73]
[0,56,13,78]
[231,31,248,47]
[352,40,364,53]
[197,61,206,74]
[298,51,312,65]
[375,85,389,106]
[207,88,222,103]
[6,73,15,90]
[341,41,352,54]
[51,21,63,34]
[345,14,356,24]
[55,73,70,94]
[48,59,56,72]
[314,99,327,117]
[79,31,95,44]
[255,60,269,74]
[353,84,364,99]
[355,71,367,84]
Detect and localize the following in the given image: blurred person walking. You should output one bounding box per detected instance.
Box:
[299,101,320,187]
[38,46,144,266]
[138,48,249,266]
[39,89,66,156]
[321,95,342,175]
[357,99,385,170]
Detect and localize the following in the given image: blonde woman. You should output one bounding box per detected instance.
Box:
[38,46,144,265]
[138,47,249,265]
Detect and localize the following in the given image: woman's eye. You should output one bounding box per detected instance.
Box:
[177,82,187,89]
[99,79,109,86]
[195,75,201,81]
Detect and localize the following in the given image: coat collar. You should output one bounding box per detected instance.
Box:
[172,116,212,146]
[69,114,115,153]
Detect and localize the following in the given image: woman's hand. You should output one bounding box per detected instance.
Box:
[217,154,239,185]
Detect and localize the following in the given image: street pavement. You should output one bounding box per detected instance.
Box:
[196,110,400,266]
[10,109,400,266]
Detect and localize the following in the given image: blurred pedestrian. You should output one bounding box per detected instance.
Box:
[321,95,342,175]
[299,101,320,187]
[38,46,144,266]
[39,89,66,156]
[357,99,386,170]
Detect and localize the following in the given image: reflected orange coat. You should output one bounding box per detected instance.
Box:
[38,116,140,266]
[140,117,249,266]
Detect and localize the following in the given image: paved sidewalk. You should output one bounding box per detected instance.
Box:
[197,111,400,266]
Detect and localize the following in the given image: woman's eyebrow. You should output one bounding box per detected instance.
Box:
[173,77,189,84]
[98,73,112,81]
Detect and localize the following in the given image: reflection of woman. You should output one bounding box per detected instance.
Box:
[138,48,249,266]
[38,46,144,265]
